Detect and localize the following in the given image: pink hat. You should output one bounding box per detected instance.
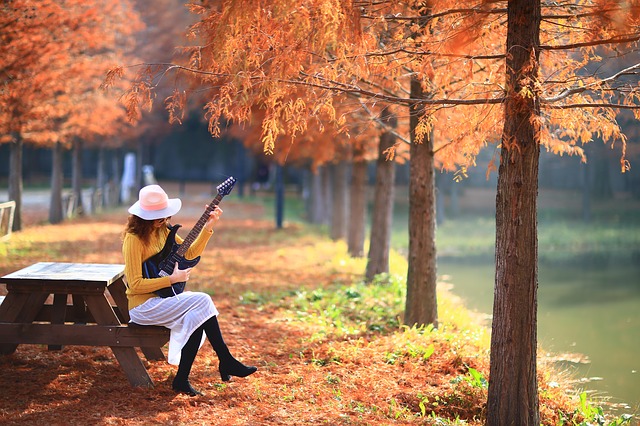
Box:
[128,185,182,220]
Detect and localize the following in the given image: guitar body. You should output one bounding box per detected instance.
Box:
[142,224,201,298]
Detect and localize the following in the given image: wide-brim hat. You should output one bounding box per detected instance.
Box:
[128,184,182,220]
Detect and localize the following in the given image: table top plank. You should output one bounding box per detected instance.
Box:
[1,262,124,287]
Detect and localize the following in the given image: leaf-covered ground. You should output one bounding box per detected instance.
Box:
[0,184,596,425]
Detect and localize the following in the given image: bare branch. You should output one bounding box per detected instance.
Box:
[358,100,411,146]
[541,35,640,51]
[547,103,640,110]
[543,62,640,103]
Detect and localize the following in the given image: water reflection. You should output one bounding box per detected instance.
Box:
[437,259,640,417]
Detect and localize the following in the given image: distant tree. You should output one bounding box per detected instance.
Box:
[365,107,398,281]
[0,0,142,228]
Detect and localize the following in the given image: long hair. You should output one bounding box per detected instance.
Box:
[123,215,162,244]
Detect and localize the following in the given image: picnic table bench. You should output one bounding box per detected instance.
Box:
[0,262,170,387]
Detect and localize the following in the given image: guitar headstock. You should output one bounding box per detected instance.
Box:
[216,176,237,196]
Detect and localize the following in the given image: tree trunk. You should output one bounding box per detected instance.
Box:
[591,141,613,200]
[49,142,64,224]
[308,167,325,224]
[112,149,122,206]
[365,109,397,281]
[72,138,85,216]
[347,157,367,257]
[404,77,438,327]
[436,178,445,226]
[582,149,591,223]
[321,165,332,226]
[97,147,107,208]
[487,0,541,424]
[330,162,348,241]
[8,134,23,232]
[275,164,284,229]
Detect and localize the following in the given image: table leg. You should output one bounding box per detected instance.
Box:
[0,292,48,354]
[107,278,130,323]
[83,293,154,388]
[49,294,68,350]
[107,278,166,362]
[72,294,89,324]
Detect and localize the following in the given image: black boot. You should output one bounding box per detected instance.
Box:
[171,379,203,396]
[203,316,258,381]
[172,326,204,396]
[218,357,258,382]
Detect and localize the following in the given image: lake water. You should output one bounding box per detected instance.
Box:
[438,259,640,417]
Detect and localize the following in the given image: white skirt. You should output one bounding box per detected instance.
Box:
[129,291,219,365]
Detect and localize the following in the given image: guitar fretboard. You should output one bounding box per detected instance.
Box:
[176,193,223,257]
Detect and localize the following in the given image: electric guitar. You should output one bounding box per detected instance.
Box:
[143,177,236,298]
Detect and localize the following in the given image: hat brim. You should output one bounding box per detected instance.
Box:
[128,198,182,220]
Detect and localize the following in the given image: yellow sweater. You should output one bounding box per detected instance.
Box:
[122,226,213,310]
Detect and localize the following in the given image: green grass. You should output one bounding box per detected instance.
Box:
[253,187,640,266]
[421,216,640,265]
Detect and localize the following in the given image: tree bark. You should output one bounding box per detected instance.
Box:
[97,147,107,209]
[321,165,332,226]
[308,167,325,224]
[330,162,348,241]
[365,109,397,281]
[487,0,541,424]
[49,142,64,224]
[71,138,85,216]
[348,157,367,257]
[112,149,122,207]
[275,164,284,229]
[582,148,591,223]
[8,134,23,232]
[404,77,438,327]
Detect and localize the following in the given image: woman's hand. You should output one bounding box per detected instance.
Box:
[204,205,223,232]
[169,262,192,284]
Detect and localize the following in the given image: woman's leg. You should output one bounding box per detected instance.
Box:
[202,315,257,381]
[172,325,205,396]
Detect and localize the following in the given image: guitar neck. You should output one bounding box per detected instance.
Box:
[176,193,223,257]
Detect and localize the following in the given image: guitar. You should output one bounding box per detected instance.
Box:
[142,177,236,298]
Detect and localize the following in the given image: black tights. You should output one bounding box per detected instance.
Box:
[174,316,231,383]
[173,315,256,392]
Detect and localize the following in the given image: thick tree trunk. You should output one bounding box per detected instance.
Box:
[404,77,438,327]
[347,157,367,257]
[8,134,23,232]
[49,142,64,224]
[330,162,348,241]
[72,138,85,216]
[487,0,541,424]
[365,109,397,281]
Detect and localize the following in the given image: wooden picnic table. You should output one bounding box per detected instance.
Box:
[0,262,170,387]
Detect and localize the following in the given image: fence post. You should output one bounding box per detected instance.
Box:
[0,201,16,241]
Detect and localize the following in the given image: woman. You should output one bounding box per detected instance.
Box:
[122,184,257,396]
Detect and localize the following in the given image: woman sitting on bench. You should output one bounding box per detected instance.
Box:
[122,184,257,396]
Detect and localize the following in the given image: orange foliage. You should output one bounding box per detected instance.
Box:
[0,1,143,149]
[107,1,640,171]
